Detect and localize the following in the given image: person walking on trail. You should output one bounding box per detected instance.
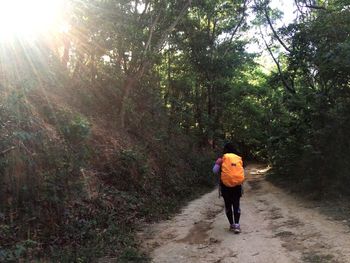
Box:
[213,142,245,234]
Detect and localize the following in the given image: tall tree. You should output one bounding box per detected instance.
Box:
[67,0,193,128]
[162,0,252,146]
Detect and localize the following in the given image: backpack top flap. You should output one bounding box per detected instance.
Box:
[221,153,244,187]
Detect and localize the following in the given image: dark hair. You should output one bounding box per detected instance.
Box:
[223,142,236,154]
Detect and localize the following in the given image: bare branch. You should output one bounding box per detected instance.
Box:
[0,146,16,156]
[145,13,161,52]
[264,7,292,53]
[155,0,192,52]
[260,28,295,94]
[294,0,304,16]
[223,0,247,56]
[303,4,327,10]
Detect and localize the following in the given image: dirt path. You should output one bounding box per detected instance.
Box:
[138,164,350,263]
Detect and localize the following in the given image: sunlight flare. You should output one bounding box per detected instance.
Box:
[0,0,66,41]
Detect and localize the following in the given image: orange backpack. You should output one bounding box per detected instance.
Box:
[221,153,244,187]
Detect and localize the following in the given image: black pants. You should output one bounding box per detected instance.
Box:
[221,183,242,225]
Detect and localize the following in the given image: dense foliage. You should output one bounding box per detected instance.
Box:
[0,0,349,261]
[262,1,350,196]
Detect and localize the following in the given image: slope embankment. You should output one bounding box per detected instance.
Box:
[0,83,215,261]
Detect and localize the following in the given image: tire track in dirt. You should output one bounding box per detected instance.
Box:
[138,164,350,263]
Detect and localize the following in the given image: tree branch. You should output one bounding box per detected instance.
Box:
[0,146,16,156]
[302,0,327,10]
[264,7,292,53]
[294,0,304,16]
[144,13,161,52]
[155,0,192,52]
[260,28,295,94]
[304,4,327,10]
[223,0,247,56]
[137,0,150,22]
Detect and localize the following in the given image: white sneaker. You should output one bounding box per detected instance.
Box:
[234,224,241,234]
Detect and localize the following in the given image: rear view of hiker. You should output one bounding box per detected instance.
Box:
[213,142,245,234]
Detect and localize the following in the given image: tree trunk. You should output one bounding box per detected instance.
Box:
[119,76,137,129]
[119,63,148,129]
[206,83,215,147]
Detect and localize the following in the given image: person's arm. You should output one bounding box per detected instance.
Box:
[213,164,221,174]
[212,158,222,174]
